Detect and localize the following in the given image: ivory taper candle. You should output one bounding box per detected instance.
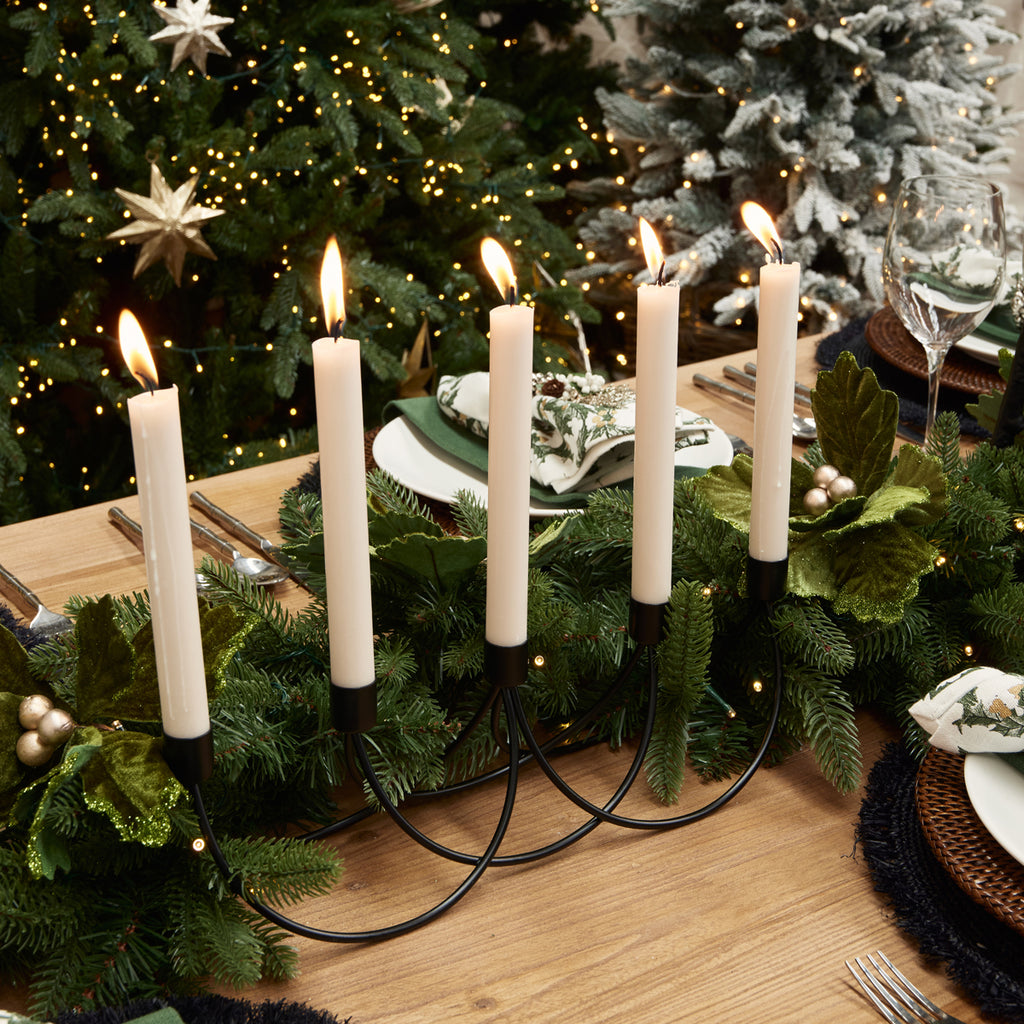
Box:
[119,310,209,742]
[631,218,680,606]
[481,237,534,648]
[740,202,801,566]
[314,236,375,692]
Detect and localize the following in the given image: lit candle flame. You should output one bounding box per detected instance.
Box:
[639,218,666,284]
[741,201,784,262]
[481,237,517,304]
[118,309,158,391]
[320,235,345,338]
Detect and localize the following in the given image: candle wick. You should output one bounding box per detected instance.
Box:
[656,260,666,286]
[137,372,158,394]
[506,285,517,306]
[770,239,784,264]
[329,318,344,340]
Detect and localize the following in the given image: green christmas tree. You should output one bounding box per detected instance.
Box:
[0,0,612,524]
[574,0,1020,344]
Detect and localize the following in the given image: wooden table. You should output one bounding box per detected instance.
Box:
[0,341,991,1023]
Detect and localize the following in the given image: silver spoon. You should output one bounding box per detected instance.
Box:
[692,374,817,440]
[189,490,311,591]
[108,507,214,593]
[188,517,290,587]
[0,563,74,638]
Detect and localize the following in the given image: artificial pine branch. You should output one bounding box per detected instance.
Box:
[786,668,861,794]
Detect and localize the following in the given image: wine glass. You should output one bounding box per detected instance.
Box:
[882,174,1006,441]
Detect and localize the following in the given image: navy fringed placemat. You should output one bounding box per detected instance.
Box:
[816,317,990,438]
[857,742,1024,1022]
[54,995,352,1024]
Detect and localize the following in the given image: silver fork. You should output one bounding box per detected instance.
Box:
[845,952,968,1024]
[0,563,74,638]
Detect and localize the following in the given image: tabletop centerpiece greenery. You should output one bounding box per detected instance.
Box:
[3,353,1024,1016]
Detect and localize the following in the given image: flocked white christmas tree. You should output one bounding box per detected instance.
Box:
[575,0,1021,335]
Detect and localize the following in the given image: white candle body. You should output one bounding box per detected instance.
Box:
[631,282,681,605]
[312,335,375,688]
[127,385,209,740]
[749,261,801,563]
[485,303,535,647]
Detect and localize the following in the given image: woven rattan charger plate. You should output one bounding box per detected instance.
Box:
[865,307,1005,395]
[916,748,1024,937]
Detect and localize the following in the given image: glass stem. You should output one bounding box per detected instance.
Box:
[923,344,950,442]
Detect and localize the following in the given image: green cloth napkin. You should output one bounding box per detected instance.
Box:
[381,396,708,510]
[912,263,1020,348]
[126,1012,185,1024]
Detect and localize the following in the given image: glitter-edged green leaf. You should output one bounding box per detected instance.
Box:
[831,524,937,623]
[74,596,139,723]
[890,444,947,525]
[811,352,897,495]
[78,726,184,846]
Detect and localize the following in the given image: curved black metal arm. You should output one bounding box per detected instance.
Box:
[189,688,521,943]
[508,635,784,830]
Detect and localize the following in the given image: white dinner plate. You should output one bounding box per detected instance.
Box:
[372,414,734,518]
[957,333,1012,367]
[963,752,1024,867]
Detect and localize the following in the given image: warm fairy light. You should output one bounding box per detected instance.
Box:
[118,310,158,390]
[752,679,763,693]
[935,554,947,567]
[964,644,974,657]
[320,235,345,337]
[639,217,665,281]
[741,202,783,261]
[481,237,516,303]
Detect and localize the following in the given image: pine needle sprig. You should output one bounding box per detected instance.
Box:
[927,412,968,476]
[449,489,488,542]
[968,583,1024,672]
[367,468,438,522]
[771,599,856,675]
[0,845,90,957]
[207,835,341,908]
[642,581,715,802]
[786,667,861,793]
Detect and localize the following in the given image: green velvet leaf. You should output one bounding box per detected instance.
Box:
[826,485,931,535]
[0,626,60,817]
[831,524,937,623]
[890,444,947,526]
[787,532,839,601]
[199,604,256,696]
[789,494,866,533]
[0,692,31,816]
[0,622,37,697]
[375,532,487,585]
[74,596,139,723]
[789,461,817,512]
[14,739,101,879]
[78,726,184,846]
[368,510,445,546]
[811,352,898,495]
[129,604,253,722]
[693,455,754,533]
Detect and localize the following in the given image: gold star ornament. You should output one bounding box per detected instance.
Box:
[149,0,233,74]
[107,163,225,285]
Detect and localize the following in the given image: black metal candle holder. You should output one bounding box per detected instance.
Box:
[181,556,786,943]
